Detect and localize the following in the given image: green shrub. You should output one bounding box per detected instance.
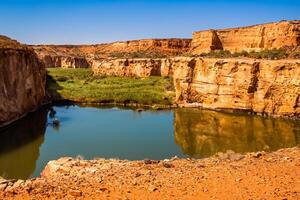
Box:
[200,49,288,60]
[249,49,287,60]
[108,51,168,59]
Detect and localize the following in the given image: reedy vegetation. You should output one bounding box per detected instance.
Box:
[46,68,174,105]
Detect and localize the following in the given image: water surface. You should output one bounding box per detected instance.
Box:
[0,105,299,179]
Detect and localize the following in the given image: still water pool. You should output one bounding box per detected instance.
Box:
[0,105,299,179]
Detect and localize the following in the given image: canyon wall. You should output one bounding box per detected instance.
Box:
[32,39,191,68]
[0,36,46,127]
[173,57,300,118]
[92,58,173,77]
[191,20,300,54]
[92,57,300,118]
[42,55,91,68]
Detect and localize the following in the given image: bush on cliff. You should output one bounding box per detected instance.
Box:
[200,49,288,60]
[46,68,174,105]
[108,51,168,59]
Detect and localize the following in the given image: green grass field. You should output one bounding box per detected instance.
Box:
[46,68,175,105]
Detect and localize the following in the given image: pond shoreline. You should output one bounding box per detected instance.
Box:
[0,147,299,199]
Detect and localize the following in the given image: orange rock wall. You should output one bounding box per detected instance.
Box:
[0,37,46,126]
[173,57,300,118]
[191,20,300,54]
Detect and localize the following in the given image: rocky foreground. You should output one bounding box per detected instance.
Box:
[0,147,299,199]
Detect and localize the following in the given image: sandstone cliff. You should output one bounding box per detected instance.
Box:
[92,58,172,77]
[42,55,91,68]
[191,20,300,54]
[92,57,300,118]
[173,57,300,118]
[0,36,46,127]
[32,39,191,68]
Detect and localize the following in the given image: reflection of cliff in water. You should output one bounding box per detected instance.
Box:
[0,108,48,179]
[174,108,300,158]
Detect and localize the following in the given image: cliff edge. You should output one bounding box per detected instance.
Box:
[0,36,46,127]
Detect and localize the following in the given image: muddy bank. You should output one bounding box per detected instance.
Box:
[0,147,299,199]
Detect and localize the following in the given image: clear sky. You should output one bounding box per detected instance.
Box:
[0,0,299,45]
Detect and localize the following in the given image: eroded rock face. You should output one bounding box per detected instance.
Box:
[173,57,300,118]
[32,38,192,68]
[191,20,300,54]
[92,58,172,77]
[0,36,46,126]
[41,55,91,68]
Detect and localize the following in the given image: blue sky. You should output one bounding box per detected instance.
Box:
[0,0,299,44]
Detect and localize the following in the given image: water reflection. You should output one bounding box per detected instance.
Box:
[0,108,48,179]
[174,108,300,158]
[0,105,299,180]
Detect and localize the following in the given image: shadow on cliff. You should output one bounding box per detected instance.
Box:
[0,107,48,179]
[46,73,64,102]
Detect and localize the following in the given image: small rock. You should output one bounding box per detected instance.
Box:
[171,156,178,161]
[148,185,158,192]
[135,172,142,177]
[144,159,152,165]
[99,187,108,192]
[253,152,263,158]
[216,152,229,160]
[69,189,82,197]
[226,150,235,154]
[136,108,143,112]
[235,178,242,182]
[162,162,174,168]
[132,180,138,186]
[8,182,14,187]
[229,153,245,161]
[198,164,205,168]
[13,180,24,188]
[0,183,7,191]
[284,157,292,161]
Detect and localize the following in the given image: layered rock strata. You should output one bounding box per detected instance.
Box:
[0,36,46,126]
[42,55,91,68]
[32,39,192,68]
[191,20,300,54]
[173,57,300,117]
[92,58,173,77]
[92,57,300,117]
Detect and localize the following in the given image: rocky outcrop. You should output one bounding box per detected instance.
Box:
[92,58,172,77]
[41,55,91,68]
[191,20,300,54]
[0,36,46,127]
[1,148,300,199]
[173,57,300,118]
